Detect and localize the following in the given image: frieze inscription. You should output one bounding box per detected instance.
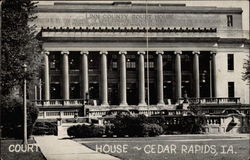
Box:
[34,13,220,28]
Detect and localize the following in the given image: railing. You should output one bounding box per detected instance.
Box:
[35,97,241,107]
[180,97,240,105]
[35,99,85,106]
[38,110,78,119]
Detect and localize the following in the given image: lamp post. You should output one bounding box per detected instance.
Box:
[23,64,28,148]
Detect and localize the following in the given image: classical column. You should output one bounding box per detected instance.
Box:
[156,51,165,106]
[192,51,200,98]
[100,51,109,106]
[34,85,37,102]
[80,51,89,100]
[137,51,146,106]
[119,51,128,106]
[61,51,70,100]
[174,51,182,100]
[38,78,42,100]
[211,51,217,97]
[43,51,50,100]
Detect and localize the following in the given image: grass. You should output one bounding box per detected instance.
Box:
[75,135,250,160]
[0,138,46,160]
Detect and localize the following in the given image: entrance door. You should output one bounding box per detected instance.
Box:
[149,83,157,105]
[109,83,119,105]
[70,83,80,99]
[163,82,173,101]
[89,83,99,104]
[127,83,138,105]
[50,83,61,99]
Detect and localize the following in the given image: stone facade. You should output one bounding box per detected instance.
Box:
[32,2,250,107]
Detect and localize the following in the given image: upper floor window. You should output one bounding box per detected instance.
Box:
[145,55,155,70]
[49,52,60,70]
[126,55,136,71]
[108,54,118,71]
[112,61,118,69]
[163,54,173,71]
[127,61,136,68]
[227,15,233,27]
[181,54,191,71]
[69,53,80,70]
[89,52,99,70]
[145,62,154,69]
[227,54,234,71]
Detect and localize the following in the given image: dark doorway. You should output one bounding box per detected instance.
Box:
[228,82,235,97]
[127,83,138,105]
[163,82,173,101]
[70,83,80,99]
[182,75,192,97]
[109,83,119,105]
[50,83,61,99]
[199,52,211,97]
[149,83,157,105]
[89,83,99,101]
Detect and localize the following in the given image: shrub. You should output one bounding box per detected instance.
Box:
[108,114,144,136]
[0,96,38,139]
[32,121,57,135]
[67,124,105,138]
[107,114,163,137]
[67,125,82,137]
[141,123,163,137]
[104,122,115,136]
[149,116,206,134]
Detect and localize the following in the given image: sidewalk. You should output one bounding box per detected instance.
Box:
[35,136,120,160]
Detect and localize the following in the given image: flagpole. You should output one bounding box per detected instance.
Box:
[146,0,150,105]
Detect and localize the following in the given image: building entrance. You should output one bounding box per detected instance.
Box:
[109,83,119,105]
[127,83,138,105]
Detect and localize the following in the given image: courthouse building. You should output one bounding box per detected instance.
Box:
[32,1,250,118]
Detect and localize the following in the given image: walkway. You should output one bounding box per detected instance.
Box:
[35,136,120,160]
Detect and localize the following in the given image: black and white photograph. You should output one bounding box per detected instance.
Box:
[0,0,250,160]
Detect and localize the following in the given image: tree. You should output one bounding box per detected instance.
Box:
[243,55,250,84]
[0,95,39,138]
[1,0,42,96]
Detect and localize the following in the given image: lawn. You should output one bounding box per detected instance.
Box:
[75,135,250,160]
[0,138,46,160]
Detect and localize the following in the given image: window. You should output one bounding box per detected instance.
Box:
[163,54,173,71]
[228,82,235,97]
[126,55,136,71]
[181,54,191,71]
[227,54,234,70]
[145,55,155,70]
[50,83,61,99]
[127,61,136,68]
[111,54,118,70]
[70,83,80,99]
[145,62,154,69]
[69,53,80,70]
[227,15,233,27]
[112,62,118,69]
[88,52,99,69]
[49,53,60,70]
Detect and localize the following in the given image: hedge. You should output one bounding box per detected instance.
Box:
[67,115,163,138]
[32,121,58,135]
[67,124,105,138]
[108,114,163,137]
[149,116,206,134]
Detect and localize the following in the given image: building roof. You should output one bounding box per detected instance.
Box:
[36,2,243,14]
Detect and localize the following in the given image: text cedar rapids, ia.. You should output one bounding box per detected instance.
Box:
[95,144,236,155]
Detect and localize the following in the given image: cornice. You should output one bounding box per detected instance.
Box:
[41,27,217,33]
[36,5,243,14]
